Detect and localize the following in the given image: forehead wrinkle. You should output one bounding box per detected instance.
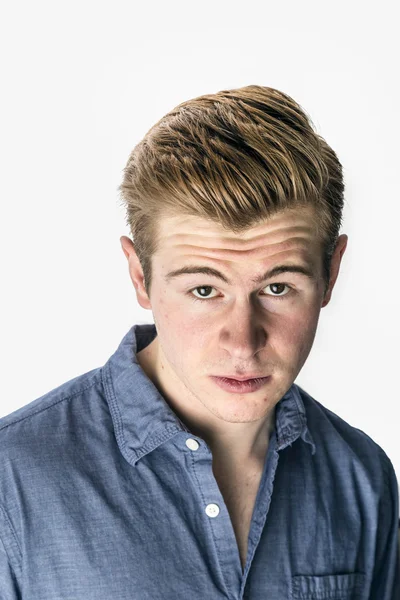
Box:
[165,237,313,263]
[162,223,316,250]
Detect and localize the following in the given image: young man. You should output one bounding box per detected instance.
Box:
[1,85,399,598]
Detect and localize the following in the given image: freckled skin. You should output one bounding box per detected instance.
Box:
[120,206,348,464]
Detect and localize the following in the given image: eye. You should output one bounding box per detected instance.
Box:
[188,283,293,303]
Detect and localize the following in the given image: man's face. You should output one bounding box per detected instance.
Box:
[123,206,347,426]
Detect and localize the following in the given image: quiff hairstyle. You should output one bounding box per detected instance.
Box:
[118,85,345,298]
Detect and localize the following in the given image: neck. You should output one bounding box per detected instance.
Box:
[191,411,274,467]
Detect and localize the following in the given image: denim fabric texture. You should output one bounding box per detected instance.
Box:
[0,323,399,599]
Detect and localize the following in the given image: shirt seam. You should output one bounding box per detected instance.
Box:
[0,503,22,582]
[0,376,100,433]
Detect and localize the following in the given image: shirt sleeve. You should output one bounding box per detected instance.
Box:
[369,453,400,599]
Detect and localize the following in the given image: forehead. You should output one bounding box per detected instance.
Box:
[155,206,320,261]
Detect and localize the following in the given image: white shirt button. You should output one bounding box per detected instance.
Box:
[205,503,220,518]
[185,438,200,451]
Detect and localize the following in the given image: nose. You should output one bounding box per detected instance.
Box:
[218,304,267,360]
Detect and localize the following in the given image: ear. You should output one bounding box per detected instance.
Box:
[120,236,152,310]
[321,234,348,308]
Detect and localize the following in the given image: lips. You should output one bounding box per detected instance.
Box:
[211,375,271,393]
[215,375,268,381]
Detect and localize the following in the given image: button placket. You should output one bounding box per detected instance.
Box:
[184,435,242,592]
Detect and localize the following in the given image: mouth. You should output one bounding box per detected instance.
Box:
[213,375,269,381]
[210,375,271,393]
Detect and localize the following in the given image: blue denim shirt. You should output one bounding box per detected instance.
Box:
[0,324,399,599]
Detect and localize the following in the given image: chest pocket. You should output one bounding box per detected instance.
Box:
[291,572,365,599]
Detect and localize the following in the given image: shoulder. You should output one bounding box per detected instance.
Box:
[295,383,397,486]
[0,367,104,453]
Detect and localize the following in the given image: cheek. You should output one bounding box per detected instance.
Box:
[276,308,320,358]
[155,299,208,361]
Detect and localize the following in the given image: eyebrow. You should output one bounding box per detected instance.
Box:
[164,263,317,285]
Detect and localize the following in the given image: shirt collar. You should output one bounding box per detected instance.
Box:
[102,324,316,466]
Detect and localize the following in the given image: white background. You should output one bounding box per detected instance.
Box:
[0,2,399,493]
